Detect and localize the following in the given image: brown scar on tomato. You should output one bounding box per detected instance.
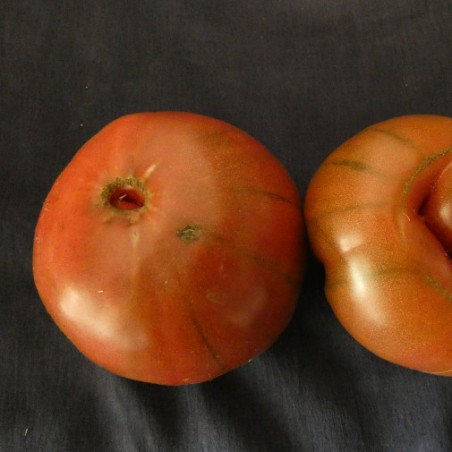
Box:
[368,127,423,154]
[237,187,301,208]
[402,147,452,198]
[329,158,387,179]
[176,224,202,242]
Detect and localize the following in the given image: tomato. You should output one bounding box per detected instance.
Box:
[33,112,305,385]
[305,115,452,376]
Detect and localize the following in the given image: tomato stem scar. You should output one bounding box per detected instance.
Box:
[102,177,150,213]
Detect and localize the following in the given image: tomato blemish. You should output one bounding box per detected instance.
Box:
[177,224,202,242]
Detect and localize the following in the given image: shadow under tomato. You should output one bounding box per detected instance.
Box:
[199,371,299,452]
[122,379,185,451]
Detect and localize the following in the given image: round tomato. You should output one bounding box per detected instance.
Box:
[33,112,305,385]
[305,115,452,376]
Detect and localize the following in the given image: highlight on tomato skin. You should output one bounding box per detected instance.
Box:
[32,111,306,385]
[304,114,452,377]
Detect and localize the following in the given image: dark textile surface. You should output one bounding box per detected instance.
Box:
[1,1,451,451]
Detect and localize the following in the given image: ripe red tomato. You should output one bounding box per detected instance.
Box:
[305,115,452,376]
[33,112,305,385]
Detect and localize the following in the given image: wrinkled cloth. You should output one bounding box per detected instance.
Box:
[1,1,451,451]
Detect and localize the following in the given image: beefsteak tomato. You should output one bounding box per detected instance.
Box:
[33,112,305,385]
[305,115,452,376]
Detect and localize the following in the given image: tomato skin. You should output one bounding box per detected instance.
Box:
[305,115,452,376]
[33,112,305,385]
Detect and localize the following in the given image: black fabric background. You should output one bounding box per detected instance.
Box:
[1,1,451,451]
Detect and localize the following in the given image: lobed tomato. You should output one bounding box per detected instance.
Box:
[305,115,452,376]
[33,112,305,385]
